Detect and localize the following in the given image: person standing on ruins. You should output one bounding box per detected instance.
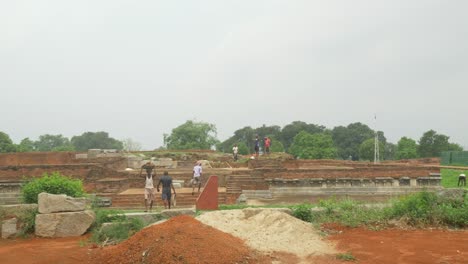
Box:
[264,137,271,155]
[192,162,203,195]
[157,171,176,209]
[254,135,260,158]
[458,173,466,187]
[140,161,156,212]
[233,144,239,161]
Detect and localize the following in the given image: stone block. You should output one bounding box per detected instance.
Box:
[236,194,247,204]
[0,204,38,217]
[160,208,196,218]
[1,218,17,239]
[75,154,88,159]
[172,180,184,189]
[35,210,95,238]
[38,193,87,214]
[117,212,164,226]
[399,177,411,186]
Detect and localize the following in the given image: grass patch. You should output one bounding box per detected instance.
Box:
[90,209,146,245]
[441,168,468,189]
[336,252,356,261]
[291,199,389,228]
[16,208,38,237]
[290,191,468,228]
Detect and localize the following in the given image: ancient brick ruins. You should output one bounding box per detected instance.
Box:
[0,151,442,208]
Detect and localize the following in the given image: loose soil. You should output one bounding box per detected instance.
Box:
[1,215,467,264]
[0,235,92,264]
[92,215,265,264]
[324,223,468,264]
[197,208,336,263]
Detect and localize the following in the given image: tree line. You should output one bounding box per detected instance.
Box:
[163,120,464,160]
[0,120,464,160]
[0,131,136,153]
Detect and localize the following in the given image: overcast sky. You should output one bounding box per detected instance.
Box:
[1,1,467,150]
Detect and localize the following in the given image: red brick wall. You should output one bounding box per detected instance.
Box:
[0,152,79,166]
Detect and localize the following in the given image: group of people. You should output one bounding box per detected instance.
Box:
[139,161,203,212]
[232,135,271,161]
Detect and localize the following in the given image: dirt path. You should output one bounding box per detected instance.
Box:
[0,235,92,264]
[324,224,468,264]
[0,222,467,264]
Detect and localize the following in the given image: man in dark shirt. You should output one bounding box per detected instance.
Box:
[157,171,176,209]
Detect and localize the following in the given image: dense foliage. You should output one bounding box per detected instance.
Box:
[71,131,123,151]
[0,131,16,153]
[395,137,419,159]
[418,130,463,158]
[164,120,219,150]
[289,132,337,159]
[34,134,74,151]
[359,138,385,161]
[21,172,85,203]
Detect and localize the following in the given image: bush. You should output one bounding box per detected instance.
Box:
[16,208,38,237]
[388,190,468,227]
[291,203,313,222]
[21,172,85,203]
[389,191,439,225]
[91,209,145,244]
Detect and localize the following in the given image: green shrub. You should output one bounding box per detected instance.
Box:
[336,252,356,262]
[291,203,313,222]
[389,191,439,225]
[21,172,85,203]
[16,208,38,237]
[388,190,468,227]
[91,209,144,244]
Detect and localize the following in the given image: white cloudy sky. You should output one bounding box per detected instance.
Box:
[1,1,467,149]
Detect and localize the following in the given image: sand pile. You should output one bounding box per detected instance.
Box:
[92,215,256,264]
[197,208,336,258]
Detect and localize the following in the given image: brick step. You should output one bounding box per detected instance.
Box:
[0,193,21,198]
[107,193,227,209]
[0,198,22,205]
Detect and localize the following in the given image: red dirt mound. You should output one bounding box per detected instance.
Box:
[92,215,256,264]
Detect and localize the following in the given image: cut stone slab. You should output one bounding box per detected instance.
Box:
[35,210,95,238]
[122,212,165,226]
[0,204,38,217]
[160,208,196,218]
[38,192,87,214]
[2,218,17,239]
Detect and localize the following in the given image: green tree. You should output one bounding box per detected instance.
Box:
[331,123,376,160]
[0,131,16,153]
[237,142,249,155]
[217,126,255,153]
[448,143,463,151]
[418,130,460,157]
[254,125,281,142]
[34,134,71,152]
[16,138,35,152]
[163,120,219,150]
[358,138,385,161]
[395,137,419,160]
[280,121,326,151]
[270,138,285,152]
[384,142,397,160]
[71,132,123,151]
[289,132,337,159]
